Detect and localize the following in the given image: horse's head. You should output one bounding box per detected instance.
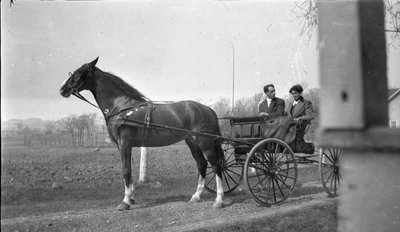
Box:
[60,57,98,97]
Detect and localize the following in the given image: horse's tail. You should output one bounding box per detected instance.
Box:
[214,139,226,165]
[207,105,226,166]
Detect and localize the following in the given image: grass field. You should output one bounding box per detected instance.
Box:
[1,140,336,231]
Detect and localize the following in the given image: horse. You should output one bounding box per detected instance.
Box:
[60,57,225,210]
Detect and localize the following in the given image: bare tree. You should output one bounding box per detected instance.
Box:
[86,113,98,147]
[303,88,320,115]
[249,92,264,116]
[15,122,24,131]
[44,121,57,134]
[291,0,318,38]
[59,115,78,146]
[292,0,400,47]
[386,0,400,49]
[233,98,249,117]
[211,98,231,117]
[233,95,261,117]
[211,93,264,118]
[210,99,232,137]
[76,114,92,146]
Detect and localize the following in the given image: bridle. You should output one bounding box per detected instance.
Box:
[66,70,153,116]
[68,71,99,109]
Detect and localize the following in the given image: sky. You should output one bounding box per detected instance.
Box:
[1,0,400,121]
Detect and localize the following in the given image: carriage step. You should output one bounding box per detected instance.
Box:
[296,159,316,164]
[295,153,319,158]
[296,156,318,164]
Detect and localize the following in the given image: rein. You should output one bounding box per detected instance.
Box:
[68,69,153,114]
[71,90,99,109]
[69,70,99,109]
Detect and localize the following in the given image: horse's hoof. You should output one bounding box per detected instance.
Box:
[213,201,223,209]
[189,195,200,203]
[128,198,135,205]
[117,202,131,211]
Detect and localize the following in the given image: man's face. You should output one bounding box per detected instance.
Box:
[266,87,275,99]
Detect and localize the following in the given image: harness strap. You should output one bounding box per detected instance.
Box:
[142,102,154,146]
[104,101,155,146]
[72,91,99,109]
[105,102,150,122]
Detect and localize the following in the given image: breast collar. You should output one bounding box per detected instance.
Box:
[105,101,152,122]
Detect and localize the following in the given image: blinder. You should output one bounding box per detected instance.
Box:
[68,66,91,93]
[66,67,99,109]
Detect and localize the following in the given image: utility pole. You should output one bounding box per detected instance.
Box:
[231,42,235,116]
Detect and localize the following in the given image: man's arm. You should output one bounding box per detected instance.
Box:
[258,100,268,116]
[267,99,285,119]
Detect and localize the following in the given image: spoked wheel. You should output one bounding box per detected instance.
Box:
[204,141,243,194]
[244,138,297,207]
[319,147,342,197]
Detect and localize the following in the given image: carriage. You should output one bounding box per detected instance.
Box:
[61,58,342,209]
[115,114,342,207]
[203,116,342,207]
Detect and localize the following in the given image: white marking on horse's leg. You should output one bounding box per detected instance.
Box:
[213,174,224,209]
[122,181,136,205]
[190,175,205,202]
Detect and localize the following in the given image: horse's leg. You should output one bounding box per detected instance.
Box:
[117,137,135,211]
[197,138,224,209]
[185,138,207,203]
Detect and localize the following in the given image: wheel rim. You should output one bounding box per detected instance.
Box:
[204,141,243,194]
[320,147,342,197]
[244,139,297,206]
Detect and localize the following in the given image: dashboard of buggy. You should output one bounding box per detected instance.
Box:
[228,116,263,139]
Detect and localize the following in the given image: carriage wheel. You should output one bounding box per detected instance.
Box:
[204,141,243,194]
[319,147,342,197]
[244,138,297,207]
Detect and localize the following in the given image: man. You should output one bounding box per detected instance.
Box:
[258,84,285,120]
[288,84,315,154]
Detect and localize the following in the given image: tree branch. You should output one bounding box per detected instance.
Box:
[292,0,400,48]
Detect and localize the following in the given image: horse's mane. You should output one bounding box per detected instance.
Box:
[103,71,147,102]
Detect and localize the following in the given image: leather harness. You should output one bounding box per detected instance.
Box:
[108,102,155,146]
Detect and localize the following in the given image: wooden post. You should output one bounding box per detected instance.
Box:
[139,147,148,183]
[317,0,400,231]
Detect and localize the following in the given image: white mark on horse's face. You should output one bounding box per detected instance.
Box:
[60,78,68,89]
[60,77,73,97]
[61,78,67,86]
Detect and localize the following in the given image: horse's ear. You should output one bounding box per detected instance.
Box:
[89,57,99,67]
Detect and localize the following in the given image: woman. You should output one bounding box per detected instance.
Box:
[288,84,315,154]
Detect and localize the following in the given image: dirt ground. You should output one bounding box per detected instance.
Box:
[1,144,337,231]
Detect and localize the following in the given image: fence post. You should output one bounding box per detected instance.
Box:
[139,147,148,183]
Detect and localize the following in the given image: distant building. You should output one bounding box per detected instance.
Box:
[388,88,400,128]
